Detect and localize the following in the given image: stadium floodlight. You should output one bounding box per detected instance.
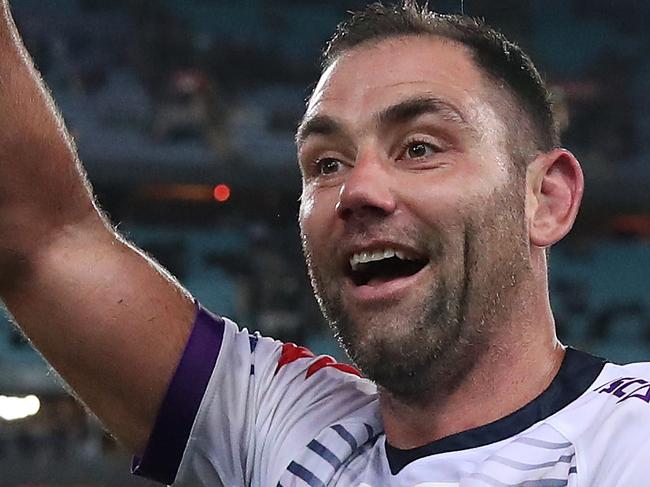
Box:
[0,394,41,421]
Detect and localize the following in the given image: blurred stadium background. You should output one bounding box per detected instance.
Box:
[0,0,648,485]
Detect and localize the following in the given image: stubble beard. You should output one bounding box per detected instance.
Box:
[301,182,530,404]
[304,238,476,403]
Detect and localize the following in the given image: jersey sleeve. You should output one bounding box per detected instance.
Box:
[132,305,378,486]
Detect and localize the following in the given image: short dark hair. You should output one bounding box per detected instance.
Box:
[321,1,559,169]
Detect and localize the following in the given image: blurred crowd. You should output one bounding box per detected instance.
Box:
[12,0,649,166]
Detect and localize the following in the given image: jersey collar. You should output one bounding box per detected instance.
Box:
[385,347,606,475]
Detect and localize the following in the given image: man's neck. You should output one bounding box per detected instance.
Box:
[379,320,565,450]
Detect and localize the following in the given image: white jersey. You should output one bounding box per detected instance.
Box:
[132,307,650,486]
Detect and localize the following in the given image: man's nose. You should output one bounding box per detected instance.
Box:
[335,152,397,220]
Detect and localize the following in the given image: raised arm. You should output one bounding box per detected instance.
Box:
[0,1,196,454]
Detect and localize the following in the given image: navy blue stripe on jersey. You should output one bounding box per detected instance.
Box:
[278,422,381,487]
[132,305,225,484]
[249,334,259,375]
[288,461,327,487]
[386,347,606,475]
[307,439,342,469]
[249,333,259,352]
[364,422,375,439]
[331,424,358,450]
[569,466,577,475]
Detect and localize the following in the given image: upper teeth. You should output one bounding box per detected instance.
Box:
[349,248,414,271]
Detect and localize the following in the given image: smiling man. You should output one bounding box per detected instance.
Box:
[298,36,539,408]
[1,1,649,486]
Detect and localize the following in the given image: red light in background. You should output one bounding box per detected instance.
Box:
[213,184,231,202]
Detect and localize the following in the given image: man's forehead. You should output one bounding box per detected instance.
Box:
[303,35,487,124]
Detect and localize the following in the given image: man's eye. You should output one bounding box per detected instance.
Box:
[316,158,341,175]
[404,141,440,159]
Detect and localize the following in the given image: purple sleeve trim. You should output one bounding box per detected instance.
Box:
[132,305,225,484]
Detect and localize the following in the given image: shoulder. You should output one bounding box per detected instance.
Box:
[136,307,379,485]
[577,360,650,437]
[258,339,379,425]
[552,359,650,432]
[591,360,650,407]
[206,313,378,417]
[548,359,650,483]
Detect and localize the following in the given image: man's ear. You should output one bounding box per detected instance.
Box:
[526,148,584,248]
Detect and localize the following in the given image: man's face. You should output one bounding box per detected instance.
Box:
[297,36,532,398]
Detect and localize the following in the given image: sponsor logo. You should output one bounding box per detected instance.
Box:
[595,376,650,404]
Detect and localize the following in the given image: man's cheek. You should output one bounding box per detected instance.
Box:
[298,185,317,221]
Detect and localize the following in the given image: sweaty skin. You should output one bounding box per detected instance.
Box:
[298,36,582,448]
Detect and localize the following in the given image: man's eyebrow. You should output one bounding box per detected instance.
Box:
[376,95,469,129]
[295,96,471,148]
[295,114,346,148]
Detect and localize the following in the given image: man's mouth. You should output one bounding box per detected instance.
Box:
[346,247,429,286]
